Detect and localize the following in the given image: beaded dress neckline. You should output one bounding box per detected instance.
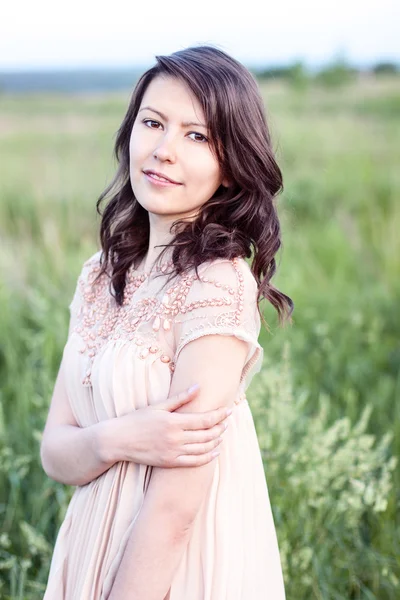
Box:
[128,259,176,292]
[132,259,175,276]
[71,252,261,387]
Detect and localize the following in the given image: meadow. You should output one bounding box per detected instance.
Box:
[0,74,399,599]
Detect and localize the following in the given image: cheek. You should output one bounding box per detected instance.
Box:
[129,123,150,158]
[129,132,142,164]
[183,166,222,211]
[189,156,222,191]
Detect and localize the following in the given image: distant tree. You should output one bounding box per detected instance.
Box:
[372,62,399,75]
[315,56,358,88]
[255,65,294,81]
[253,61,310,90]
[286,60,310,91]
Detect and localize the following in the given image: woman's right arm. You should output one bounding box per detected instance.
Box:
[40,357,230,487]
[40,354,117,487]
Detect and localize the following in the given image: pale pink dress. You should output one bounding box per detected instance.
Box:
[43,249,286,599]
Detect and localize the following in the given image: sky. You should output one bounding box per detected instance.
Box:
[1,0,399,71]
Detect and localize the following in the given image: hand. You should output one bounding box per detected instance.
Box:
[109,386,231,468]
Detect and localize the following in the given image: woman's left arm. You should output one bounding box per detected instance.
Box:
[107,332,248,600]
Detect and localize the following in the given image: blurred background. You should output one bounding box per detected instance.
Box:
[0,1,399,598]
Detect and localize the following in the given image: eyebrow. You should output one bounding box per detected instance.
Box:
[138,106,207,129]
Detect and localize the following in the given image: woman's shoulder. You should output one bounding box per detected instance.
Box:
[180,257,259,314]
[195,256,258,291]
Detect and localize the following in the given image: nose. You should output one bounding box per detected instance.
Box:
[153,132,177,163]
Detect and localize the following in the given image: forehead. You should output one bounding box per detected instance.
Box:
[140,75,205,122]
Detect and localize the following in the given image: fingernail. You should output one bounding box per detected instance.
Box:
[226,408,233,416]
[212,450,221,458]
[188,384,200,394]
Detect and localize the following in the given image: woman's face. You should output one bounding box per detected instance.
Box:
[129,75,228,224]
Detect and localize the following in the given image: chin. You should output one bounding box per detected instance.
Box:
[136,199,176,214]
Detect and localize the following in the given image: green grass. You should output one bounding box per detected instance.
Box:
[0,74,399,598]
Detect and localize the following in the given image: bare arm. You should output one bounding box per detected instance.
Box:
[40,423,116,487]
[40,354,119,486]
[107,333,248,600]
[40,356,230,487]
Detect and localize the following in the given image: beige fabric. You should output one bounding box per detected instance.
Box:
[43,250,286,599]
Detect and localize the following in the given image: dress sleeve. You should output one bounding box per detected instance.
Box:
[172,258,264,391]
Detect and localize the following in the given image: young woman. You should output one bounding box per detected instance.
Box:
[41,44,293,599]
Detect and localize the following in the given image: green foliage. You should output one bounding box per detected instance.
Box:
[354,92,400,118]
[314,56,358,88]
[255,64,299,80]
[255,61,312,90]
[372,63,399,75]
[250,346,398,598]
[0,75,399,598]
[286,61,311,92]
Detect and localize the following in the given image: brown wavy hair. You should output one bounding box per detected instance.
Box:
[96,44,293,326]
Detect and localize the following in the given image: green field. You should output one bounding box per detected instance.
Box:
[0,75,399,599]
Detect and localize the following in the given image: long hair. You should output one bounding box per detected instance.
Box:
[96,44,293,326]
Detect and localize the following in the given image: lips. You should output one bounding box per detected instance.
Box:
[143,170,182,185]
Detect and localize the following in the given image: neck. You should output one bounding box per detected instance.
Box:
[138,240,175,274]
[140,213,181,272]
[139,211,197,273]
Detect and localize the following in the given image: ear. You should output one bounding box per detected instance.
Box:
[222,177,230,188]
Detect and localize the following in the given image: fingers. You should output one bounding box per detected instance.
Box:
[180,406,232,431]
[181,435,225,456]
[171,422,229,467]
[161,385,201,412]
[182,419,229,444]
[175,448,221,467]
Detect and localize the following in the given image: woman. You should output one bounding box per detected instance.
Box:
[41,44,293,599]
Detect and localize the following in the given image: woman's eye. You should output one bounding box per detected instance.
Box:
[188,132,208,143]
[142,119,208,143]
[143,119,160,129]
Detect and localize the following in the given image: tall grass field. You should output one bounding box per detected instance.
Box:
[0,75,399,599]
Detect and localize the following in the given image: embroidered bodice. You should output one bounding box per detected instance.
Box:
[68,250,264,391]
